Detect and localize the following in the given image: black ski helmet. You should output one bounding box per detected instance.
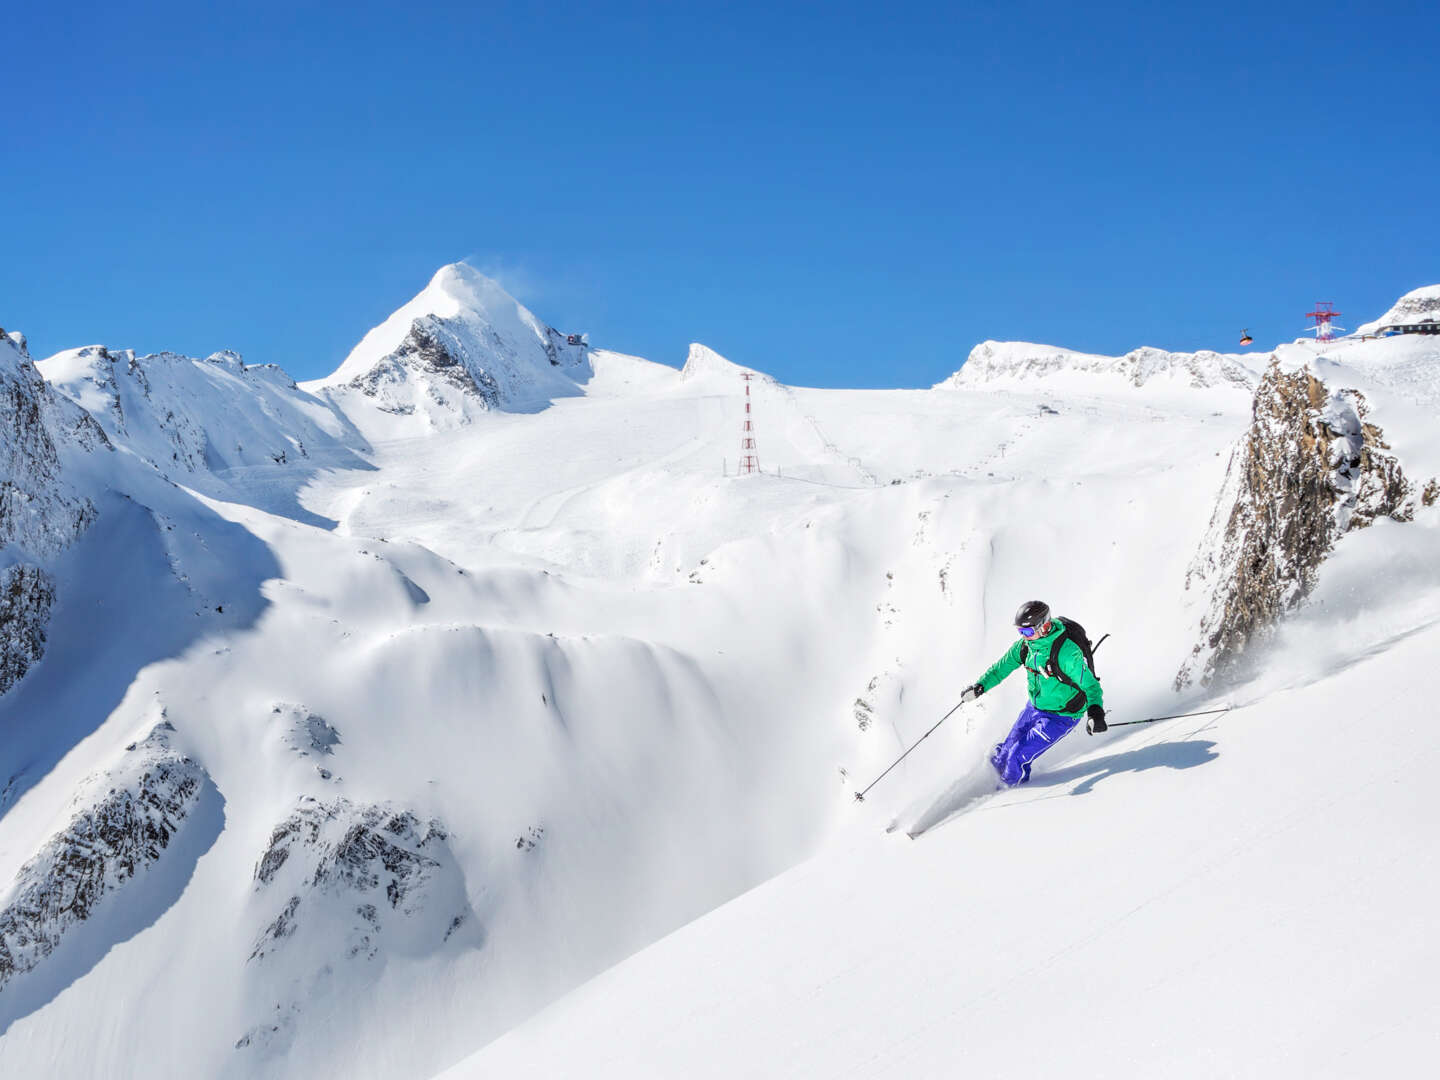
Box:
[1014,600,1050,629]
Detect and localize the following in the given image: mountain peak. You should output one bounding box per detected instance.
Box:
[424,262,520,312]
[679,343,768,383]
[316,263,590,426]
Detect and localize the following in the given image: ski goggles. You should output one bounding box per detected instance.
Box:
[1016,623,1044,638]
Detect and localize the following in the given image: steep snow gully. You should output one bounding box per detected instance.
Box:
[1,271,1438,1078]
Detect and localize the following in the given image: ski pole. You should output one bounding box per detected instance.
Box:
[853,700,967,802]
[1107,707,1231,728]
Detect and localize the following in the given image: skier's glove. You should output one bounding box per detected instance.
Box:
[959,683,984,704]
[1085,704,1107,735]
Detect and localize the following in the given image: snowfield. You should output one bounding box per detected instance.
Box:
[1,269,1437,1078]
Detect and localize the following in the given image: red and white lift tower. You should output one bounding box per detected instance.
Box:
[739,372,761,475]
[1304,302,1346,342]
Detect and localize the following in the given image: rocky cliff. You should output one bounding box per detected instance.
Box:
[0,331,104,698]
[1176,359,1415,687]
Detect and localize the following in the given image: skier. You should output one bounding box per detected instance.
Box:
[958,600,1106,786]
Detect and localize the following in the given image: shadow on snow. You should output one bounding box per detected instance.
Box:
[0,491,279,820]
[1028,739,1220,796]
[908,739,1220,838]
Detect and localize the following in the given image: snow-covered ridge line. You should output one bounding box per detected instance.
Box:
[939,340,1265,391]
[0,721,206,992]
[38,344,360,480]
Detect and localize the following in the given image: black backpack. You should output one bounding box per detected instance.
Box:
[1020,616,1099,710]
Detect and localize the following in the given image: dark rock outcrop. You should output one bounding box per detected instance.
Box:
[349,316,501,411]
[0,722,206,991]
[0,564,57,697]
[0,333,100,559]
[0,332,102,699]
[1176,360,1414,687]
[248,796,470,965]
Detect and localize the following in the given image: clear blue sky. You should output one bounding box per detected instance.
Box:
[5,1,1436,387]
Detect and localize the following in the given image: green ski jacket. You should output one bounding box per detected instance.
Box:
[975,620,1103,717]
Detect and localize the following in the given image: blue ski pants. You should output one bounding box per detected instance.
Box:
[989,702,1079,786]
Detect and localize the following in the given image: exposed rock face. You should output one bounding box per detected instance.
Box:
[0,332,102,699]
[321,264,592,425]
[348,316,502,412]
[0,333,100,559]
[1176,360,1414,687]
[0,722,206,991]
[0,565,56,697]
[248,797,471,965]
[236,796,476,1052]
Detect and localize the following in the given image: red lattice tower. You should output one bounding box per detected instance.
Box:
[739,372,760,475]
[1305,302,1345,342]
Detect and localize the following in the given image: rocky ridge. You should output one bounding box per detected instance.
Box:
[0,721,207,991]
[1176,358,1416,687]
[37,344,357,482]
[0,331,104,698]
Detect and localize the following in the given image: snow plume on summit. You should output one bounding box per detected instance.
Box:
[315,264,592,431]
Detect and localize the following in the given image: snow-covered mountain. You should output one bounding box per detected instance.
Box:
[2,275,1438,1079]
[311,263,592,433]
[938,339,1268,392]
[1353,283,1440,335]
[38,344,369,524]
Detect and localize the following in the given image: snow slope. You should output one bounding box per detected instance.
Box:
[446,614,1440,1079]
[445,325,1440,1080]
[1,275,1436,1079]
